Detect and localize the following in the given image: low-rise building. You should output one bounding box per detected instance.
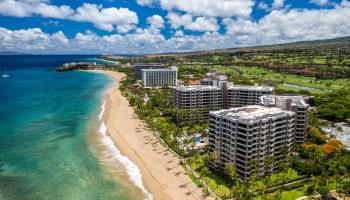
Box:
[208,105,295,179]
[261,95,309,143]
[133,63,166,79]
[141,66,178,88]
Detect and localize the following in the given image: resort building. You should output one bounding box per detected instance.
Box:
[201,71,228,87]
[208,105,295,179]
[227,85,274,108]
[172,84,274,123]
[133,63,166,79]
[172,85,222,123]
[141,66,178,88]
[260,95,309,143]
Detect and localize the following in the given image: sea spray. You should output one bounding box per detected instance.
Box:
[98,102,153,200]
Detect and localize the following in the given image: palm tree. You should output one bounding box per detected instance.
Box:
[306,176,318,200]
[224,162,237,198]
[201,166,210,184]
[308,111,320,128]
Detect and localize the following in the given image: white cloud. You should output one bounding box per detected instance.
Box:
[137,0,255,18]
[174,30,184,37]
[167,13,219,32]
[310,0,329,6]
[0,0,73,18]
[1,1,350,54]
[223,3,350,44]
[258,2,269,10]
[0,27,68,51]
[136,0,157,6]
[147,15,165,31]
[71,3,138,32]
[0,1,138,33]
[272,0,285,9]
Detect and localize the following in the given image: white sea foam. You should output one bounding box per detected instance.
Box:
[98,102,153,200]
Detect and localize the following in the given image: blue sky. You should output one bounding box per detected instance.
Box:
[0,0,349,54]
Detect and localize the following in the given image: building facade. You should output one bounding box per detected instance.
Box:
[172,84,274,123]
[133,63,166,79]
[201,71,228,87]
[172,85,222,123]
[261,95,309,144]
[227,85,274,108]
[141,66,178,88]
[208,106,295,179]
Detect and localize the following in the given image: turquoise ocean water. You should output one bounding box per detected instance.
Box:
[0,55,143,200]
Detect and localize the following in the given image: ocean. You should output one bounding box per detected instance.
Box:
[0,55,145,200]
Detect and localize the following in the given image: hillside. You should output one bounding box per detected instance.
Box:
[146,36,350,57]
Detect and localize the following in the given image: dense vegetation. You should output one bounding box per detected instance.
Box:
[100,36,350,199]
[311,89,350,122]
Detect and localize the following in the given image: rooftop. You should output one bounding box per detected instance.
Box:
[133,63,165,67]
[141,66,177,72]
[261,95,309,107]
[173,85,221,92]
[211,105,294,123]
[228,85,274,91]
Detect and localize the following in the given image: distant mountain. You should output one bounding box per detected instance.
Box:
[217,36,350,52]
[0,51,29,55]
[147,36,350,57]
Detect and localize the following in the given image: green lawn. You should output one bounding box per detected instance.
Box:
[281,186,306,200]
[240,66,350,91]
[270,168,300,183]
[276,85,326,95]
[188,159,231,198]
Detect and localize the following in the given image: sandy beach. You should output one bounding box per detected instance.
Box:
[89,70,210,200]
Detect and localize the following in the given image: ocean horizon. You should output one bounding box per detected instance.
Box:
[0,55,144,200]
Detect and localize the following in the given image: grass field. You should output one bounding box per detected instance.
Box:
[207,65,349,93]
[281,186,306,200]
[179,65,349,93]
[239,66,350,91]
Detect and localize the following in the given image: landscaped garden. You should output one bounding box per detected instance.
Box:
[107,64,350,200]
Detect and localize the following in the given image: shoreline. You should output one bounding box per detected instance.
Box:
[86,70,209,200]
[95,58,120,65]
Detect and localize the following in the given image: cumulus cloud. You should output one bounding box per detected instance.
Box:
[147,15,165,31]
[136,0,157,6]
[1,1,350,54]
[272,0,285,9]
[71,3,138,32]
[174,30,184,37]
[0,27,68,51]
[258,2,269,10]
[310,0,329,6]
[0,0,73,18]
[137,0,255,18]
[223,3,350,44]
[0,1,138,33]
[167,13,219,32]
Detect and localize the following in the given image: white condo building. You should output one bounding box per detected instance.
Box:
[133,63,166,79]
[208,105,295,179]
[172,85,222,123]
[141,66,178,88]
[261,95,309,144]
[172,84,274,123]
[227,85,274,108]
